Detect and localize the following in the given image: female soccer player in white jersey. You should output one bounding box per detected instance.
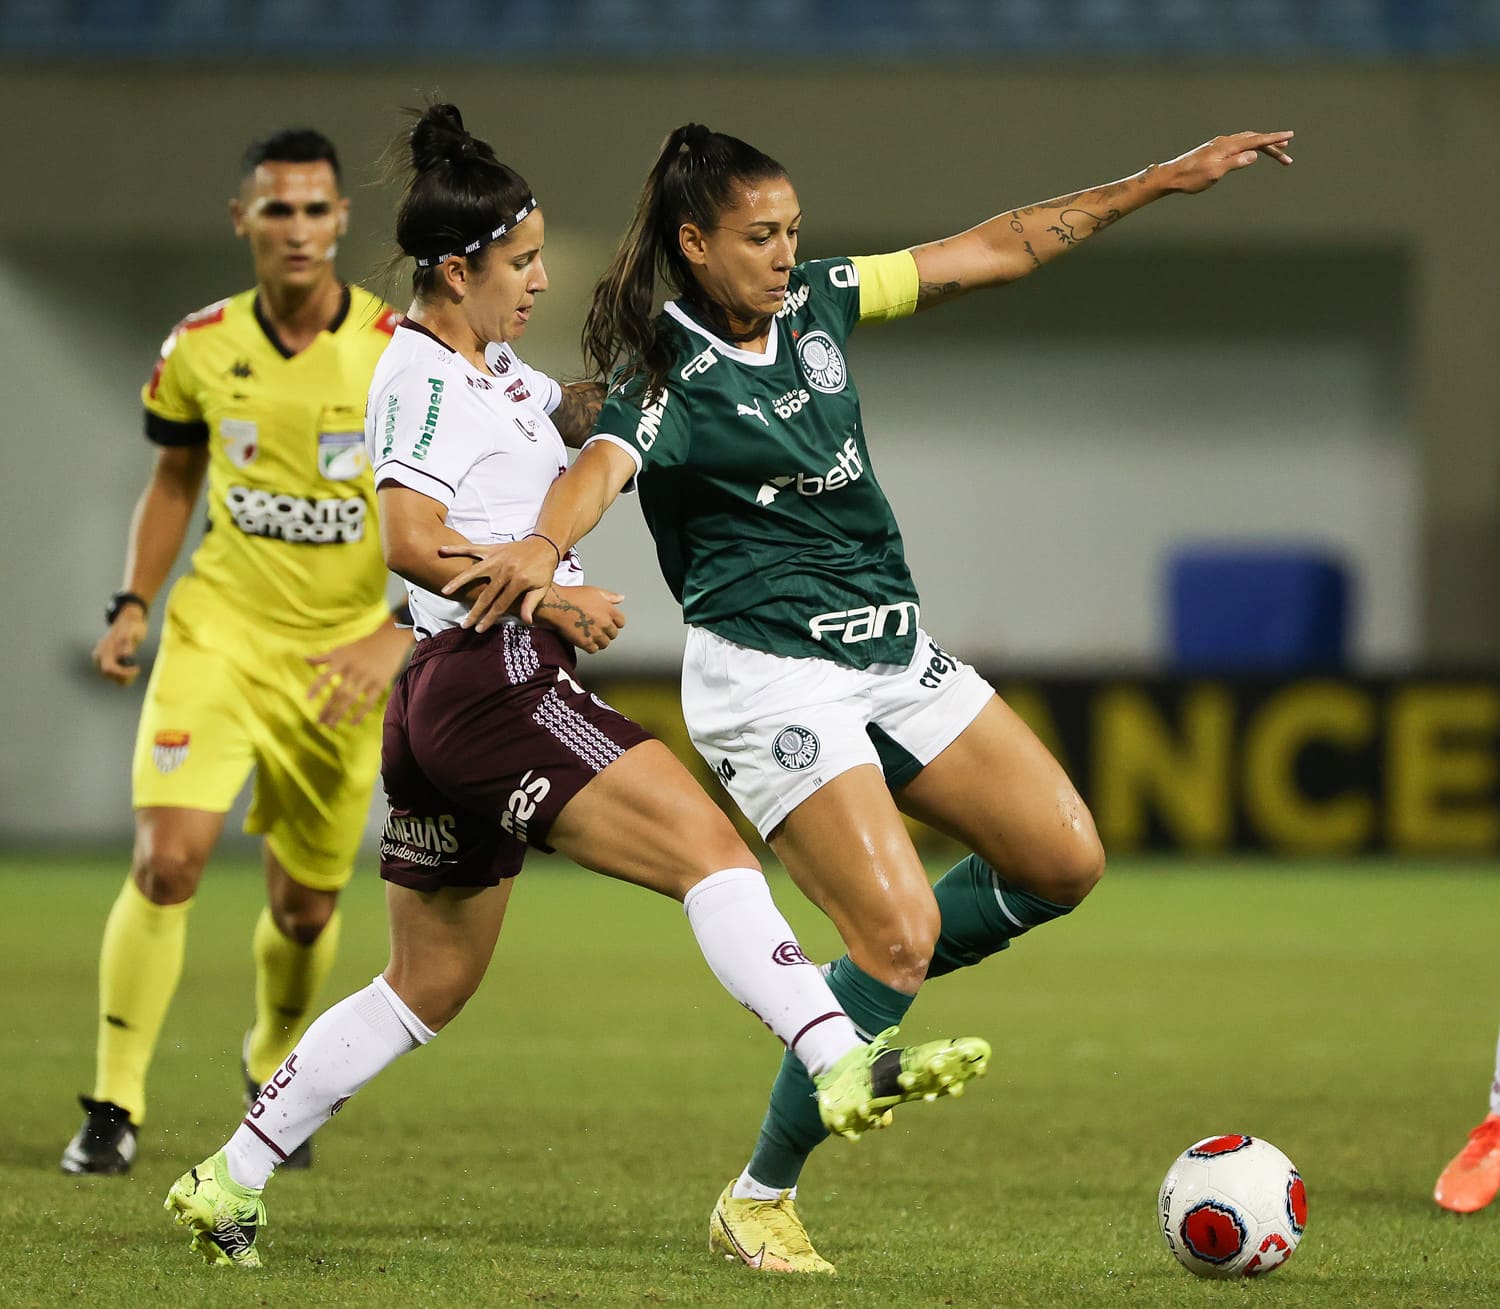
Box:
[445,121,1295,1273]
[163,104,987,1271]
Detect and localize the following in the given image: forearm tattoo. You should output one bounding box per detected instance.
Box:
[1045,208,1119,246]
[917,278,962,307]
[533,586,596,642]
[553,382,606,447]
[1004,166,1150,254]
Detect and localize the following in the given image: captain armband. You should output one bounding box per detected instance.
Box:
[853,251,920,322]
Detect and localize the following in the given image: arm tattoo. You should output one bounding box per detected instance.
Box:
[1046,207,1122,246]
[553,382,605,449]
[917,278,962,308]
[1035,175,1134,212]
[1022,240,1041,268]
[533,585,596,641]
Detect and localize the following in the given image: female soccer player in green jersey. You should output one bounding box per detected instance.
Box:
[444,121,1295,1273]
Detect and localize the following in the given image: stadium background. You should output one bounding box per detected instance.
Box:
[5,2,1500,856]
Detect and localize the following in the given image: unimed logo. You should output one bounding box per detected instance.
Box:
[412,376,445,461]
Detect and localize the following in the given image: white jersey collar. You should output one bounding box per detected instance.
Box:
[664,300,779,368]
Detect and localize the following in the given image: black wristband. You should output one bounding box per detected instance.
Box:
[526,532,563,567]
[105,590,149,626]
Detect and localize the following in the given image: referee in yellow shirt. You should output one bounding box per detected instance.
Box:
[62,128,413,1174]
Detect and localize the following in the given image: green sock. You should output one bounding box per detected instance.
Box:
[927,853,1074,978]
[745,956,914,1189]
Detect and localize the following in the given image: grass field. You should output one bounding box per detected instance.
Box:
[4,851,1498,1307]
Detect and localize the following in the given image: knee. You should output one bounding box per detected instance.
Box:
[132,839,207,904]
[269,893,337,947]
[1039,822,1106,908]
[385,963,481,1033]
[857,899,942,990]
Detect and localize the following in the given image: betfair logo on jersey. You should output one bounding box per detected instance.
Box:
[754,436,864,506]
[227,487,367,544]
[635,390,670,451]
[412,377,445,461]
[809,601,920,645]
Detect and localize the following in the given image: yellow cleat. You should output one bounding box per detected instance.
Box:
[709,1180,835,1274]
[164,1151,266,1268]
[1436,1113,1500,1214]
[814,1026,991,1140]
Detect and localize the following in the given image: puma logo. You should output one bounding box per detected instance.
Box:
[736,398,768,427]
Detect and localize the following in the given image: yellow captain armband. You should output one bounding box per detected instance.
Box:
[852,251,920,322]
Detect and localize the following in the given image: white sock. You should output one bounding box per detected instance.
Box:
[221,974,435,1189]
[682,868,860,1077]
[1490,1023,1500,1117]
[733,1168,794,1202]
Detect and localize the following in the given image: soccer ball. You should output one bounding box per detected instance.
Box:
[1158,1134,1307,1278]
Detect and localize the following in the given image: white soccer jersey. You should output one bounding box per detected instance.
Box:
[366,320,582,638]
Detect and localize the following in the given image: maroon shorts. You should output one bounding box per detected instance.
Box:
[378,623,653,891]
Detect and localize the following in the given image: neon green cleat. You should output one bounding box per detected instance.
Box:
[164,1151,266,1269]
[814,1026,991,1140]
[709,1180,835,1274]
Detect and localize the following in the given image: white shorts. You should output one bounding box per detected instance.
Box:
[681,625,995,838]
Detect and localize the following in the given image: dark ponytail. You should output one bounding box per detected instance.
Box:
[582,124,785,400]
[384,101,535,299]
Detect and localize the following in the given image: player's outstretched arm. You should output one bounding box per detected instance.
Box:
[908,130,1294,310]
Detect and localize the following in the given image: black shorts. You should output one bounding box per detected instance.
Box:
[378,623,653,892]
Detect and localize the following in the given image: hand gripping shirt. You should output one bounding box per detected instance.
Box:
[142,284,400,639]
[587,253,922,670]
[365,320,582,639]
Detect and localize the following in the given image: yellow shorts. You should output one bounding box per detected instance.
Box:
[131,583,387,893]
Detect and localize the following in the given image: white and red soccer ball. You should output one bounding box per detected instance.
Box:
[1158,1134,1307,1279]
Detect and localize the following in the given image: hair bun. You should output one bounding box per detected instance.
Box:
[410,102,470,173]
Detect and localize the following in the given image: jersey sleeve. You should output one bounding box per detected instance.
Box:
[852,250,920,322]
[369,367,483,508]
[141,326,208,446]
[518,359,562,415]
[797,258,864,340]
[583,377,690,482]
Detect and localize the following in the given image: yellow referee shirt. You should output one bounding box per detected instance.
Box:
[142,285,399,639]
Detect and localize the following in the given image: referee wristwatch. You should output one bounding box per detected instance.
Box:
[104,590,149,626]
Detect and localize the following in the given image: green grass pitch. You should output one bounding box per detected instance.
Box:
[3,851,1498,1307]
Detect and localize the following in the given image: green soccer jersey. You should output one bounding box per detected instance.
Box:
[589,257,920,670]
